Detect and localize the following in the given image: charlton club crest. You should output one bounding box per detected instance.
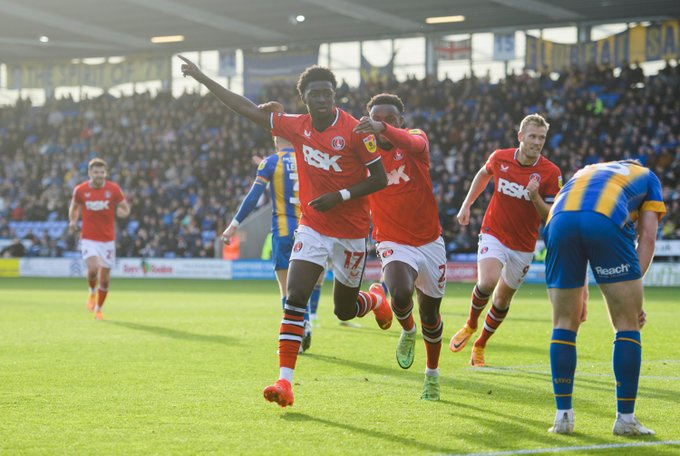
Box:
[331,136,345,150]
[382,249,393,258]
[293,242,303,253]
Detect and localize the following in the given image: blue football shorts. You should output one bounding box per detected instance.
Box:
[271,234,295,270]
[544,211,641,288]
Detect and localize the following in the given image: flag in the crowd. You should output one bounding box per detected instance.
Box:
[435,38,471,61]
[243,46,319,99]
[218,49,237,77]
[360,52,395,87]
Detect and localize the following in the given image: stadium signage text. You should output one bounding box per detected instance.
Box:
[13,259,680,286]
[7,55,171,90]
[526,20,680,72]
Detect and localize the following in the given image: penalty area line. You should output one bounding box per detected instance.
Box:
[446,440,680,456]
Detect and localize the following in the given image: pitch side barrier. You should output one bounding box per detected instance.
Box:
[6,256,680,286]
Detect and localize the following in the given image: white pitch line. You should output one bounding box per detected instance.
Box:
[446,440,680,456]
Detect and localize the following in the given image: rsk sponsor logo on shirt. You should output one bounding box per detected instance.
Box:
[85,200,110,211]
[302,145,342,172]
[497,177,530,200]
[386,164,410,186]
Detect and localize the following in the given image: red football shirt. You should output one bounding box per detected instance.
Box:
[369,124,441,246]
[73,180,125,242]
[482,148,562,252]
[271,108,381,238]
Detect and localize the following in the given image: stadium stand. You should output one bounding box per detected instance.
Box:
[1,60,679,259]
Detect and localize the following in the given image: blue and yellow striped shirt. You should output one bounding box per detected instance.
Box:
[255,149,301,237]
[548,161,666,229]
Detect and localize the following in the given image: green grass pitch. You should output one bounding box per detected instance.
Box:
[1,278,679,455]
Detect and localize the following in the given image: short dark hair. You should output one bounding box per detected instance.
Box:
[296,65,337,98]
[88,158,107,170]
[366,93,404,113]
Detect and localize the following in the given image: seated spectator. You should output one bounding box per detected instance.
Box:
[1,238,26,257]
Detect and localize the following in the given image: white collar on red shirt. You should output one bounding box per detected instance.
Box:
[311,108,340,132]
[514,148,540,167]
[330,107,340,127]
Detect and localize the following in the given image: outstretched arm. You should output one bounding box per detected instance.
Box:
[457,166,492,225]
[179,56,271,129]
[309,159,388,212]
[354,119,426,154]
[221,181,267,244]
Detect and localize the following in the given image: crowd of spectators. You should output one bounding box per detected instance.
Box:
[1,59,679,259]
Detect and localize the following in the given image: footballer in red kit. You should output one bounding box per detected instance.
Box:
[449,114,562,367]
[69,158,130,320]
[481,148,562,253]
[355,93,446,400]
[180,58,391,408]
[270,107,380,239]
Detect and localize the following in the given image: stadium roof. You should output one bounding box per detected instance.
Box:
[0,0,678,63]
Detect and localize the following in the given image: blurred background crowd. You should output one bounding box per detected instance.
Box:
[1,60,679,259]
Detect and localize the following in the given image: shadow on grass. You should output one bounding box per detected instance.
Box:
[108,320,237,346]
[440,398,644,450]
[475,364,680,404]
[487,341,549,357]
[282,412,456,454]
[303,353,421,383]
[320,323,399,339]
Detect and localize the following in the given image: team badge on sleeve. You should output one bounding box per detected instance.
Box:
[558,175,563,188]
[363,135,377,153]
[408,129,423,135]
[257,161,266,170]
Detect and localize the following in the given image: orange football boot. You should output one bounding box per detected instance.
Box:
[86,293,96,312]
[263,379,294,407]
[369,283,392,330]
